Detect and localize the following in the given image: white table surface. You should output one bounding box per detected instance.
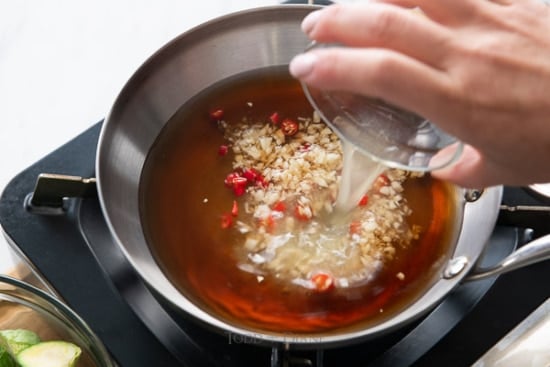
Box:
[0,0,290,273]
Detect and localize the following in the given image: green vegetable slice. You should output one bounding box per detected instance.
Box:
[0,329,41,356]
[16,341,82,367]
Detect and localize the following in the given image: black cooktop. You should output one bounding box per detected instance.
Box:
[1,121,549,367]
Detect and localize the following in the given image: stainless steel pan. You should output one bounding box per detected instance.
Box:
[96,5,550,347]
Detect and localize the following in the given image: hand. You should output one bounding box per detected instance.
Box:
[289,0,550,188]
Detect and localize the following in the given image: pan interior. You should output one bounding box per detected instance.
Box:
[138,66,461,336]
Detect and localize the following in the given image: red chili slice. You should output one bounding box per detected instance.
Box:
[218,145,229,156]
[269,112,280,125]
[232,177,248,196]
[349,221,362,235]
[231,200,238,217]
[358,195,369,207]
[272,201,286,212]
[280,118,299,136]
[242,168,259,182]
[224,172,248,196]
[220,213,233,229]
[377,174,390,186]
[373,174,391,192]
[255,174,268,188]
[224,172,241,188]
[311,273,334,292]
[239,168,268,188]
[299,142,311,152]
[209,108,224,121]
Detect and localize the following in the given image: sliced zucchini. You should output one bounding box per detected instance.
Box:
[0,329,41,356]
[16,341,82,367]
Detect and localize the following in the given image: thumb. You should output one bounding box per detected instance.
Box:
[430,144,493,188]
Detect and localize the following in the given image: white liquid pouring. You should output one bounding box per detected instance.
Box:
[334,140,386,213]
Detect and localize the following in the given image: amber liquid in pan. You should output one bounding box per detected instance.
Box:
[140,68,457,334]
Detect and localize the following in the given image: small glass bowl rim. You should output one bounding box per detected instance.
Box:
[0,274,116,367]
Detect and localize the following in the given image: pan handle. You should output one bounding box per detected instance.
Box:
[25,173,97,215]
[464,233,550,281]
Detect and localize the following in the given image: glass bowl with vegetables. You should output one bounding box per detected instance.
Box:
[0,275,115,367]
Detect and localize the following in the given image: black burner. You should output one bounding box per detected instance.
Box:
[1,121,549,367]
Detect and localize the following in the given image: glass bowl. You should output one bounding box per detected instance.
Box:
[0,274,116,367]
[302,42,463,171]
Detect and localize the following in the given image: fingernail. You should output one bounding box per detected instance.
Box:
[429,143,462,170]
[289,53,317,79]
[302,10,322,34]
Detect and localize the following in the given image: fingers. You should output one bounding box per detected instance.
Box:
[430,144,529,188]
[289,47,451,121]
[302,3,452,68]
[366,0,495,23]
[430,145,492,188]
